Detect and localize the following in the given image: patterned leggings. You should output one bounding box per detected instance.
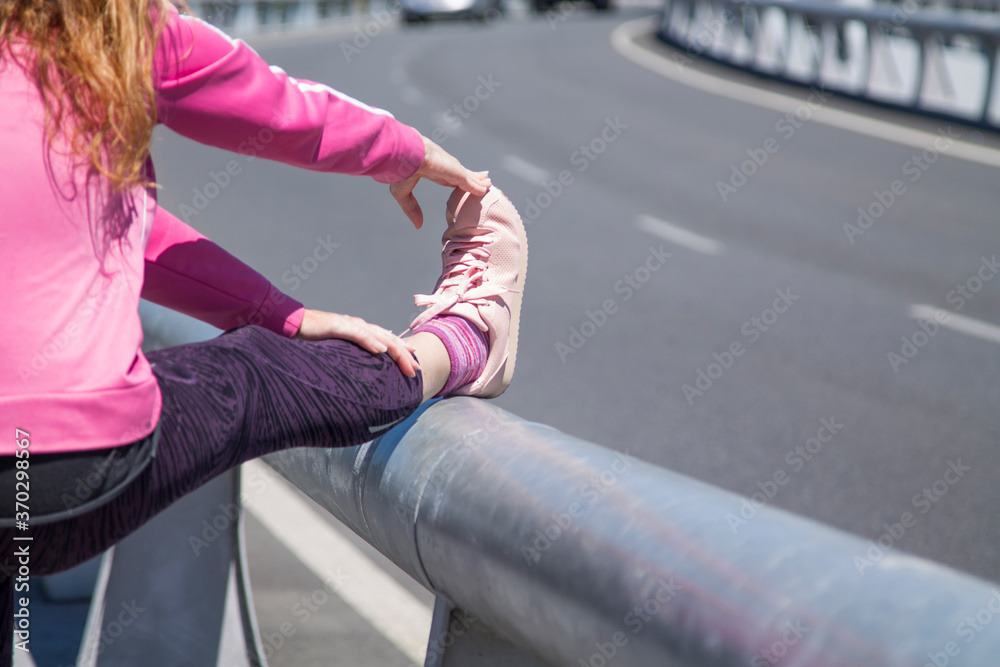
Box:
[0,325,424,665]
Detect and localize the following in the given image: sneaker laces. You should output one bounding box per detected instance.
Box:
[404,236,519,335]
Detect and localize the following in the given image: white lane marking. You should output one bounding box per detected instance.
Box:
[611,17,1000,170]
[501,155,551,184]
[243,460,431,666]
[909,304,1000,345]
[636,214,724,255]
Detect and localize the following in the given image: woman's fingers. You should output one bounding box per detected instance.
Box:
[467,170,491,195]
[389,176,424,229]
[294,309,420,377]
[389,135,491,227]
[382,333,421,378]
[347,318,420,378]
[421,138,491,193]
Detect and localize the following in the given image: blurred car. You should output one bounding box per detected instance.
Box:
[400,0,504,23]
[530,0,612,12]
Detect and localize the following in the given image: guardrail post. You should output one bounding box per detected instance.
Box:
[860,21,874,95]
[657,0,1000,130]
[424,598,550,667]
[75,470,266,667]
[982,39,999,122]
[913,29,928,108]
[231,0,261,34]
[297,0,322,27]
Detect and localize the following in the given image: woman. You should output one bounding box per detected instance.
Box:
[0,1,527,662]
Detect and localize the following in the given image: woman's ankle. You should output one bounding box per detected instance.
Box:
[410,316,487,399]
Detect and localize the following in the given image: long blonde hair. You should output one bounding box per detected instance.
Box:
[0,0,188,191]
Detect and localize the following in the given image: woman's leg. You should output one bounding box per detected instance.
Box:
[0,575,10,667]
[407,331,450,402]
[1,326,430,580]
[0,324,453,666]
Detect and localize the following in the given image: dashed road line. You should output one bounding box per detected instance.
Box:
[636,214,724,255]
[501,154,551,184]
[909,304,1000,345]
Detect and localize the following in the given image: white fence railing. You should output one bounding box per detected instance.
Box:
[659,0,1000,128]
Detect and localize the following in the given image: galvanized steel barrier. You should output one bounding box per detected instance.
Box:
[263,396,1000,667]
[189,0,397,33]
[658,0,1000,129]
[113,303,1000,666]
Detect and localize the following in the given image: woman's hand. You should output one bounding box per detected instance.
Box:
[294,309,420,378]
[390,133,491,229]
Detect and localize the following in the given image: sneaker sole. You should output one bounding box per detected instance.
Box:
[480,191,528,399]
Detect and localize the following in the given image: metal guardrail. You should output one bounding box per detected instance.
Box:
[189,0,394,32]
[111,304,1000,665]
[264,396,1000,666]
[56,307,1000,666]
[21,297,997,666]
[658,0,1000,129]
[884,0,1000,13]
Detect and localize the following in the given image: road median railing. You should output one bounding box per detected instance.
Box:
[188,0,397,34]
[658,0,1000,129]
[67,303,999,666]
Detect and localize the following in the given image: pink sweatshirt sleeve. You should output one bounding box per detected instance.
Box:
[144,7,426,337]
[142,205,306,336]
[154,6,425,183]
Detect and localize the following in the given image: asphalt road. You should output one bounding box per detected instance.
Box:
[142,5,1000,662]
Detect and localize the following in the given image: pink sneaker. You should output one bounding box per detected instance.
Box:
[404,185,528,398]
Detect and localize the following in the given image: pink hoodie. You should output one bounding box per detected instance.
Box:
[0,6,425,455]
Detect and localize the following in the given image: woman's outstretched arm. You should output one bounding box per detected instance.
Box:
[155,5,419,186]
[143,206,423,374]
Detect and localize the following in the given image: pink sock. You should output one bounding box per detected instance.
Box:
[412,315,488,397]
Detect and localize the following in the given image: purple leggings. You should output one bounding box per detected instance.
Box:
[0,325,424,665]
